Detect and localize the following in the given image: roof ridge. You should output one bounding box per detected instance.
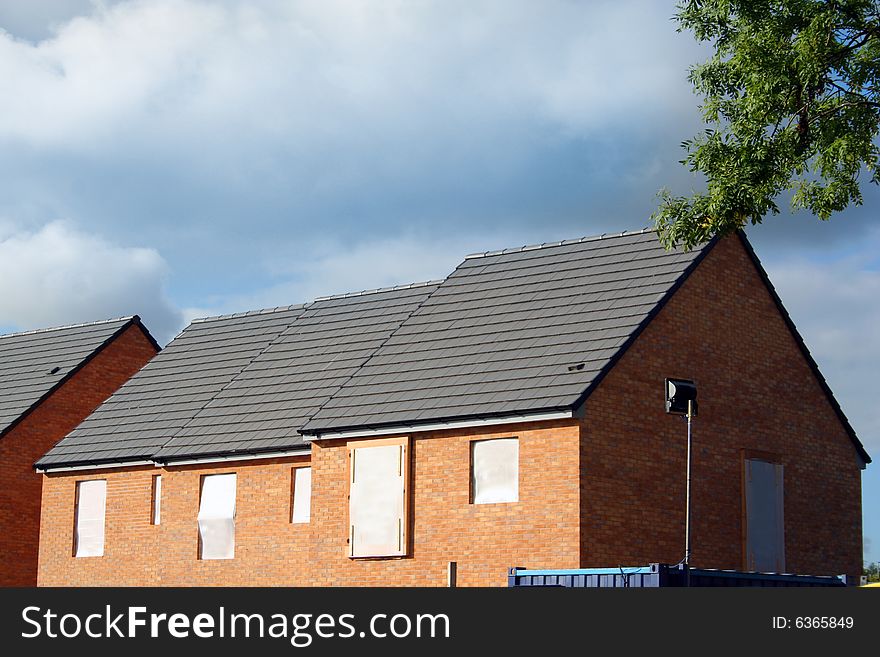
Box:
[312,279,444,302]
[189,304,309,324]
[188,281,445,324]
[463,227,656,260]
[0,315,135,339]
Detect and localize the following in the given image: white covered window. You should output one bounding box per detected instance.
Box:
[198,473,237,560]
[744,458,785,572]
[151,475,162,525]
[290,466,311,524]
[471,438,519,504]
[349,440,408,557]
[74,479,107,557]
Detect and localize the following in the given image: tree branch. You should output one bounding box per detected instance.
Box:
[808,99,880,126]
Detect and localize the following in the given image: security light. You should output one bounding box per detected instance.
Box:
[666,377,698,585]
[665,378,697,416]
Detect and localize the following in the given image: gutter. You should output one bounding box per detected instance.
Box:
[302,409,575,441]
[36,448,312,474]
[157,449,311,468]
[35,460,154,474]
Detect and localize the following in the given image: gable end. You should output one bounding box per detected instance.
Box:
[0,316,160,441]
[734,232,870,467]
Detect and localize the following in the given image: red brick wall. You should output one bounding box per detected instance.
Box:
[38,422,581,587]
[38,457,313,586]
[579,235,863,578]
[308,422,580,587]
[0,323,157,586]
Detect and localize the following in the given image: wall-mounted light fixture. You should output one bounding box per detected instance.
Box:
[665,378,697,416]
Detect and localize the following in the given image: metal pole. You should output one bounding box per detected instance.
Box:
[447,561,457,588]
[684,399,693,587]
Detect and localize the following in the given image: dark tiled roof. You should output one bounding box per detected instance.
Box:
[0,317,149,436]
[302,230,704,433]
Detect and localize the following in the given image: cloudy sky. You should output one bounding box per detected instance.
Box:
[1,0,877,562]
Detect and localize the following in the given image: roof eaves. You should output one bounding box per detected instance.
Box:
[36,445,314,472]
[300,406,575,438]
[35,458,155,474]
[154,444,312,467]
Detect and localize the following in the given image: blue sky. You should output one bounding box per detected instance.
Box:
[0,0,877,563]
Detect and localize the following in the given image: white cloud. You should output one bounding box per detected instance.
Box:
[0,220,182,342]
[0,0,710,284]
[766,237,880,453]
[0,0,702,155]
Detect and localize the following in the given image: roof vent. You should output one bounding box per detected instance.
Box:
[567,363,585,372]
[49,366,61,375]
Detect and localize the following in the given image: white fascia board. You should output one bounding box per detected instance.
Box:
[36,460,153,474]
[36,449,312,473]
[158,449,311,468]
[304,410,574,441]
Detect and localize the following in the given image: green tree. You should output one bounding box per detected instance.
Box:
[654,0,880,250]
[866,561,880,582]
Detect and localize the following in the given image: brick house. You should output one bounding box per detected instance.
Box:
[34,231,869,587]
[0,316,158,586]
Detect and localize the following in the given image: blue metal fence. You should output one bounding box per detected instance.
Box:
[508,563,849,587]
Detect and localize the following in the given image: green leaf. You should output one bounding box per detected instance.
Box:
[656,0,880,248]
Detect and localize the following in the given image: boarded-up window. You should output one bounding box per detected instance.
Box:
[198,473,236,560]
[744,459,785,572]
[472,438,519,504]
[74,480,107,557]
[151,475,162,525]
[291,466,311,524]
[349,441,407,557]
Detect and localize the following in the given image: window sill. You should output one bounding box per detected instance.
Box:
[348,554,409,560]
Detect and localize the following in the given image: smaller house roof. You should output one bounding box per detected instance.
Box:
[0,316,157,438]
